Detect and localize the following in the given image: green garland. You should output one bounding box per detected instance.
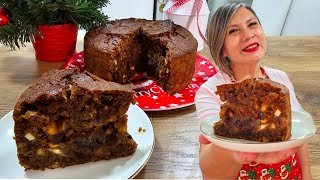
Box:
[0,0,109,49]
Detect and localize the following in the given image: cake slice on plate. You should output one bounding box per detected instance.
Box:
[214,78,291,142]
[13,68,137,170]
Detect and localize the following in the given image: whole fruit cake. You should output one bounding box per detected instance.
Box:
[84,18,198,95]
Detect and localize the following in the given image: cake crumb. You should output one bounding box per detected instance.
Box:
[138,127,146,133]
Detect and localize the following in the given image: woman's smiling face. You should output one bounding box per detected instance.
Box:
[222,7,267,66]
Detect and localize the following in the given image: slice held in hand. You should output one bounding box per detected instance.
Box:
[214,78,291,142]
[13,68,137,170]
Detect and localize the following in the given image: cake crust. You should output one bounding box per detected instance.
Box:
[14,69,135,108]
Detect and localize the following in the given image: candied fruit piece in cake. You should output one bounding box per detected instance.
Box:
[13,68,137,170]
[214,78,291,142]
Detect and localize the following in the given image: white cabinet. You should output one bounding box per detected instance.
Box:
[102,0,154,20]
[281,0,320,36]
[253,0,320,36]
[207,0,320,36]
[251,0,291,36]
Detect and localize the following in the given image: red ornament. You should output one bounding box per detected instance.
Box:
[0,15,9,26]
[0,7,11,26]
[0,7,12,18]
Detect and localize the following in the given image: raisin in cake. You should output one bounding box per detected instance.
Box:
[214,78,291,142]
[13,68,137,170]
[84,18,197,95]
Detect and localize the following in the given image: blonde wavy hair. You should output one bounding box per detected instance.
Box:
[207,2,261,77]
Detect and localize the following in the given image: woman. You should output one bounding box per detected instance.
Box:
[195,2,312,179]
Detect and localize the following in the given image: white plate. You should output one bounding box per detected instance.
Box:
[201,111,316,153]
[0,104,154,179]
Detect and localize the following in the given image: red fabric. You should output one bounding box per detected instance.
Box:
[198,134,302,179]
[238,154,302,180]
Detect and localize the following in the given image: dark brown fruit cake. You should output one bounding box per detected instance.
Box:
[214,78,292,142]
[84,18,197,95]
[13,68,137,170]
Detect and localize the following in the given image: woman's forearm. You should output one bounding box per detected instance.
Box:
[298,143,312,180]
[199,143,242,179]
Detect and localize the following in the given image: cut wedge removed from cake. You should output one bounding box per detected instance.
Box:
[13,68,137,170]
[214,78,291,142]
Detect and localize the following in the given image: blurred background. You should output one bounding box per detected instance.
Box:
[88,0,320,36]
[203,0,320,36]
[76,0,320,51]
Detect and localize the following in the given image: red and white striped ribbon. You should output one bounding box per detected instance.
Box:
[164,0,191,15]
[164,0,208,45]
[196,0,208,45]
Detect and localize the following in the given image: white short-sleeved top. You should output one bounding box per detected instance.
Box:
[195,66,304,123]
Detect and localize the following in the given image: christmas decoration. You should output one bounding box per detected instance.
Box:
[248,170,257,179]
[0,7,12,18]
[285,163,291,172]
[238,154,302,180]
[0,1,109,49]
[0,7,11,26]
[0,15,9,26]
[267,168,276,178]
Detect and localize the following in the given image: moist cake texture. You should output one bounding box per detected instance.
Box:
[84,18,197,95]
[13,68,137,170]
[214,78,291,142]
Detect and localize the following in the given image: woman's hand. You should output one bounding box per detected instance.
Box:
[199,135,243,179]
